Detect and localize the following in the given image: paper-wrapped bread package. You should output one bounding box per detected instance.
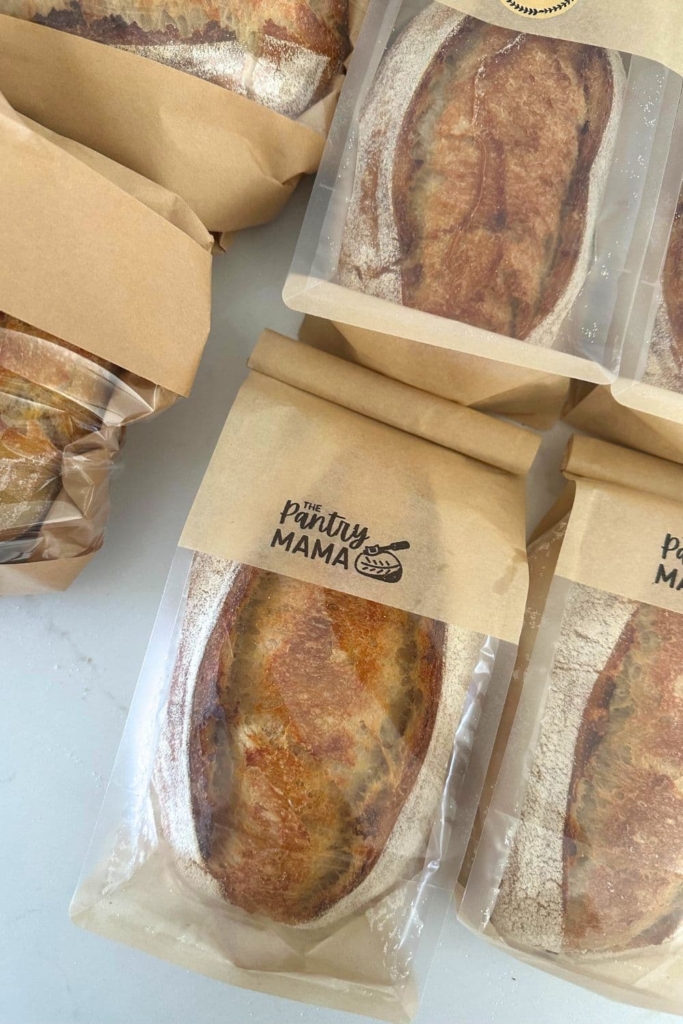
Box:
[0,1,369,233]
[0,95,212,594]
[461,428,683,1015]
[285,0,683,385]
[71,330,540,1022]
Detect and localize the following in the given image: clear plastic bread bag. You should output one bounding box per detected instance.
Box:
[609,89,683,424]
[0,314,176,573]
[460,434,683,1015]
[284,0,683,384]
[70,330,540,1022]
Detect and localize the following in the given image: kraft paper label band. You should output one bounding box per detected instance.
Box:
[558,437,683,614]
[498,0,580,17]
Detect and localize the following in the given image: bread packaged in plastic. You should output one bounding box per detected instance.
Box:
[0,1,367,235]
[299,316,571,429]
[460,431,683,1014]
[604,91,683,425]
[284,0,683,385]
[0,96,212,593]
[71,330,539,1022]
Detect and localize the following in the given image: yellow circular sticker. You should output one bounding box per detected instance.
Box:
[499,0,580,17]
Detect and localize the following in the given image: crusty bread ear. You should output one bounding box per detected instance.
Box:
[339,7,625,347]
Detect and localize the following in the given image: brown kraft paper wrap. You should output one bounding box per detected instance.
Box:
[0,97,212,395]
[299,316,570,429]
[71,329,539,1022]
[182,330,539,638]
[0,1,370,233]
[0,98,211,592]
[460,434,683,1015]
[564,382,683,464]
[435,0,683,76]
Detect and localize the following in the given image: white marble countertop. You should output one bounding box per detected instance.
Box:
[0,183,665,1024]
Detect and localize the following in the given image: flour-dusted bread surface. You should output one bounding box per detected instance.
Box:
[0,314,112,548]
[339,6,624,346]
[157,554,482,928]
[644,190,683,393]
[4,0,350,117]
[565,602,683,953]
[493,584,683,956]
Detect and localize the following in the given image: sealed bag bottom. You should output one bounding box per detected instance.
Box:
[71,548,515,1022]
[461,573,683,1014]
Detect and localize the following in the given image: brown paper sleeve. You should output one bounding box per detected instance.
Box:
[564,383,683,465]
[299,317,569,429]
[249,331,541,476]
[436,0,683,75]
[556,435,683,613]
[0,552,95,594]
[0,99,212,395]
[182,333,532,641]
[21,114,212,250]
[0,16,327,233]
[610,377,683,428]
[563,434,683,504]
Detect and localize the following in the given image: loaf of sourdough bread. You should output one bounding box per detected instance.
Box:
[156,554,482,927]
[339,5,625,346]
[0,314,112,552]
[2,0,350,118]
[493,583,683,955]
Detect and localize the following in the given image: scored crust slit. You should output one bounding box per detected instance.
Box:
[644,187,683,393]
[155,553,483,928]
[2,0,351,118]
[339,5,626,347]
[492,583,683,956]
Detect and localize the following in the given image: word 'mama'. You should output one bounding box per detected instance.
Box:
[655,534,683,591]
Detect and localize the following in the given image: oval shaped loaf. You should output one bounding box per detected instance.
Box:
[339,6,625,345]
[492,585,683,957]
[564,602,683,953]
[157,554,481,927]
[5,0,350,118]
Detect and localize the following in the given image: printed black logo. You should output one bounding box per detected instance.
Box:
[499,0,579,17]
[270,500,410,584]
[355,541,411,584]
[654,534,683,591]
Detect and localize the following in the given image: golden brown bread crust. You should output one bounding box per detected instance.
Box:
[339,10,618,341]
[0,314,111,548]
[11,0,350,117]
[187,564,445,925]
[564,603,683,953]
